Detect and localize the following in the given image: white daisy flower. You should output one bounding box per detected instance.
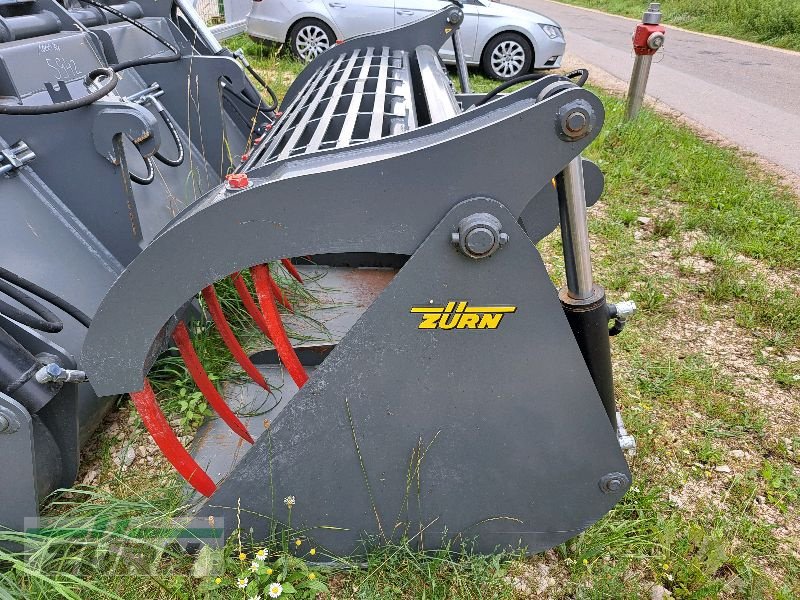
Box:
[236,577,249,589]
[268,582,283,598]
[250,561,259,573]
[248,596,262,600]
[255,548,267,561]
[283,496,295,508]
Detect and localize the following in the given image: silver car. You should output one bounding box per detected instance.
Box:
[246,0,565,80]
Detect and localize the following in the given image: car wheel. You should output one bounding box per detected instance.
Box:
[481,32,533,81]
[289,19,335,62]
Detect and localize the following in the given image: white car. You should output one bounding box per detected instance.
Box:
[246,0,566,80]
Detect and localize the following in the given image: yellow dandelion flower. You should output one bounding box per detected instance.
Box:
[308,572,316,580]
[239,552,247,561]
[214,577,222,585]
[309,548,316,556]
[662,563,670,571]
[295,538,302,547]
[582,558,588,565]
[266,567,274,575]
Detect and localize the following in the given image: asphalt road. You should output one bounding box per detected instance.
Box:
[502,0,800,178]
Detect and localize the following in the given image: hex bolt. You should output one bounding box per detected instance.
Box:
[598,472,630,494]
[565,111,587,134]
[557,100,595,141]
[451,212,508,259]
[446,8,463,25]
[464,227,496,256]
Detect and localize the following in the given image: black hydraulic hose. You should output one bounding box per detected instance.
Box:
[0,266,91,328]
[569,68,590,87]
[473,68,590,107]
[242,64,279,112]
[0,282,62,333]
[129,155,156,185]
[0,67,118,115]
[221,82,273,119]
[153,108,184,167]
[81,0,181,72]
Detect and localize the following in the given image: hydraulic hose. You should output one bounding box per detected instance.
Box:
[474,68,589,107]
[0,282,62,333]
[153,108,184,167]
[241,63,279,112]
[0,67,118,115]
[81,0,181,72]
[129,155,156,185]
[0,266,91,328]
[221,80,274,120]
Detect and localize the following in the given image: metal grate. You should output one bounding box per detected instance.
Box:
[254,46,416,166]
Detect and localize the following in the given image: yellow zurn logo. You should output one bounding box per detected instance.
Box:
[410,301,517,330]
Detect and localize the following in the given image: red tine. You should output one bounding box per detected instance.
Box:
[231,272,273,341]
[280,258,304,284]
[250,264,309,388]
[201,285,270,392]
[172,321,255,444]
[130,379,216,497]
[266,268,293,313]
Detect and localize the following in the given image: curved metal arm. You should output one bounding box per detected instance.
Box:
[82,87,604,396]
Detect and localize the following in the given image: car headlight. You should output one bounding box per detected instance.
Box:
[539,24,562,39]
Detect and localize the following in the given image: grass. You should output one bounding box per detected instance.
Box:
[2,43,799,599]
[551,0,800,51]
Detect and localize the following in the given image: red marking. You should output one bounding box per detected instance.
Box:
[251,264,308,388]
[201,286,270,391]
[225,173,249,189]
[274,111,282,117]
[241,152,250,162]
[266,268,293,313]
[130,380,216,497]
[231,272,273,340]
[173,321,254,444]
[335,39,344,44]
[280,258,304,284]
[254,134,265,144]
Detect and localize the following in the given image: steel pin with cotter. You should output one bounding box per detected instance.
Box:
[554,156,635,444]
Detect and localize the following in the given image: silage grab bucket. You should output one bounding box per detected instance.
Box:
[0,0,635,555]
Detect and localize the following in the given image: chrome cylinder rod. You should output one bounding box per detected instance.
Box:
[555,156,594,299]
[173,0,224,55]
[451,29,472,94]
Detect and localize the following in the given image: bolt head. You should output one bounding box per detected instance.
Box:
[46,363,63,377]
[0,415,8,433]
[464,227,496,256]
[447,8,464,25]
[565,111,587,133]
[599,472,630,493]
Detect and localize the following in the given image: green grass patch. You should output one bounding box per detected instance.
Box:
[553,0,800,51]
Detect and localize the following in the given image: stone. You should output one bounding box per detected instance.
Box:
[650,584,672,600]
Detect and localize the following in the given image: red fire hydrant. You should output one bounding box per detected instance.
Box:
[625,3,666,120]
